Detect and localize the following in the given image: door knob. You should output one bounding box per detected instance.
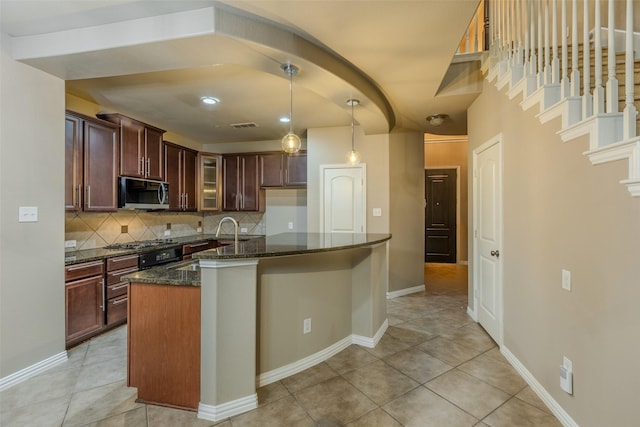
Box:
[490,250,500,258]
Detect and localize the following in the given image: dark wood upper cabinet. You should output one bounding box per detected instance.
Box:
[223,154,263,212]
[97,113,165,180]
[260,153,284,187]
[65,114,83,211]
[164,141,197,211]
[285,152,307,186]
[65,111,119,212]
[258,151,307,188]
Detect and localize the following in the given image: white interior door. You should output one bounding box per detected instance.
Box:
[474,137,503,345]
[321,165,366,234]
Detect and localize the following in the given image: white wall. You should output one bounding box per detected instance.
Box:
[264,189,307,235]
[468,79,640,427]
[1,35,66,378]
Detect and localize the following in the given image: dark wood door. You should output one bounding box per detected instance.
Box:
[83,121,118,211]
[119,118,144,177]
[260,153,284,187]
[65,114,83,211]
[145,127,164,180]
[240,154,259,211]
[425,168,457,263]
[223,155,239,211]
[66,275,104,344]
[285,152,307,186]
[164,142,182,210]
[182,149,198,211]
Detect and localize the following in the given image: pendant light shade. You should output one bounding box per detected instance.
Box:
[281,63,301,154]
[346,98,360,165]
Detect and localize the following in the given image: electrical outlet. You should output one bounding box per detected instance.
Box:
[64,240,77,248]
[303,318,311,334]
[197,227,203,233]
[164,230,171,236]
[562,269,571,291]
[560,356,573,394]
[288,222,294,230]
[240,227,248,233]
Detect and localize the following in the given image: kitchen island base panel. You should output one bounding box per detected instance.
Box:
[199,260,258,421]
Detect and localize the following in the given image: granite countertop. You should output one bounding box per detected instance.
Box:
[125,232,392,287]
[195,232,392,260]
[64,234,261,265]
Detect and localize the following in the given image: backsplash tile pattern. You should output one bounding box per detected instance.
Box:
[65,211,265,251]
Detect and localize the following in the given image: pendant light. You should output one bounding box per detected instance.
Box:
[281,63,301,154]
[346,98,360,165]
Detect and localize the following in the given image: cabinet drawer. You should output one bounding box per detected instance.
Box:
[106,254,139,271]
[106,294,128,326]
[106,266,139,285]
[182,241,213,256]
[65,260,104,282]
[106,281,129,299]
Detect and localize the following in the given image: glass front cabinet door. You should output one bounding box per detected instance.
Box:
[198,153,221,211]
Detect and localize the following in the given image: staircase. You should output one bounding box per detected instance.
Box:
[480,0,640,197]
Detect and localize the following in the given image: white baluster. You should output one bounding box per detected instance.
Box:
[552,0,560,84]
[593,0,605,114]
[570,0,580,97]
[530,0,538,76]
[544,0,551,84]
[583,0,592,118]
[561,0,569,97]
[538,0,544,86]
[623,0,637,140]
[605,0,618,113]
[524,0,530,71]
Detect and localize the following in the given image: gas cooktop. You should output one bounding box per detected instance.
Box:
[104,238,177,250]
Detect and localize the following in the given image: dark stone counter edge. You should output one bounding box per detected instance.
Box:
[124,233,392,287]
[63,234,262,266]
[194,234,393,260]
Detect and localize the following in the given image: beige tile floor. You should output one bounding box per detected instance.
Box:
[0,264,562,426]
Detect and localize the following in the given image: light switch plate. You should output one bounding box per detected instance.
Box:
[372,208,382,217]
[288,222,294,230]
[19,206,38,222]
[64,240,77,248]
[562,269,571,291]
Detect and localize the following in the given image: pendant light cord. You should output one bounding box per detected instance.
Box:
[351,101,355,151]
[289,68,294,134]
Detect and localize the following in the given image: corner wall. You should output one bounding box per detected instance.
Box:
[1,36,66,377]
[388,130,425,292]
[468,79,640,426]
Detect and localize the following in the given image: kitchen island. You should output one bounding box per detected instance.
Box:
[126,232,391,421]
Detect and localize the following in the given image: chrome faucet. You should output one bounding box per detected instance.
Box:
[215,216,239,246]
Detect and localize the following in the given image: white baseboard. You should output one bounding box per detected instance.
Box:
[0,351,68,392]
[501,346,579,427]
[198,393,257,422]
[257,319,389,387]
[352,319,388,349]
[386,284,425,299]
[466,305,477,321]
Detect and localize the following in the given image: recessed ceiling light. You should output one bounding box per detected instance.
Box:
[279,116,290,123]
[201,96,220,105]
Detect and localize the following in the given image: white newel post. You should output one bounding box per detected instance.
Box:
[593,0,604,115]
[622,0,637,140]
[582,0,592,118]
[605,0,618,113]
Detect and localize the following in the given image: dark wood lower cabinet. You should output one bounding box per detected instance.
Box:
[65,260,105,348]
[128,283,201,410]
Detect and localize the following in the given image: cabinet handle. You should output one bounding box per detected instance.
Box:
[86,185,91,209]
[140,157,144,175]
[101,279,105,311]
[187,242,209,249]
[110,283,129,291]
[112,296,128,305]
[179,193,184,210]
[185,193,189,210]
[110,254,138,263]
[67,260,103,271]
[146,158,150,176]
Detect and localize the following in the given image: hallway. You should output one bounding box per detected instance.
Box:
[0,265,562,426]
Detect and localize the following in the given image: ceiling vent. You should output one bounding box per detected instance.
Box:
[230,122,258,129]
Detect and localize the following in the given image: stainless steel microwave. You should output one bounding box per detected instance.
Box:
[118,177,169,210]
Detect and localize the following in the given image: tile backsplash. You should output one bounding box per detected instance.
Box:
[65,210,265,251]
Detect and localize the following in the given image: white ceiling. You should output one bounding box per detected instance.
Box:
[0,0,483,144]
